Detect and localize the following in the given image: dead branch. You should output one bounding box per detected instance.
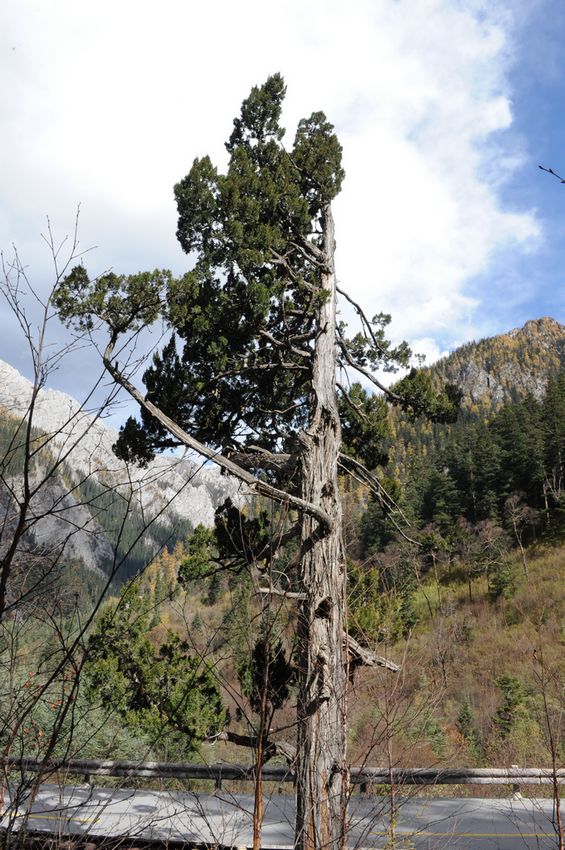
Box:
[102,337,333,536]
[347,633,400,673]
[208,730,297,766]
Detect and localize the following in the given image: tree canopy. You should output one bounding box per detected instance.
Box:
[55,74,457,473]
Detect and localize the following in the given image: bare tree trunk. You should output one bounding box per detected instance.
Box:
[512,516,528,578]
[252,605,271,850]
[295,204,348,850]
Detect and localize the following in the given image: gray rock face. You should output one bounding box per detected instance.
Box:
[0,359,243,576]
[434,316,565,412]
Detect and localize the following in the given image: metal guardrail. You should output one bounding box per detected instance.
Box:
[4,758,564,793]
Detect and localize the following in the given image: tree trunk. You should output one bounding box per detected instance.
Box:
[295,204,348,850]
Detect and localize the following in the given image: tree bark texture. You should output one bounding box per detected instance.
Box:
[295,205,348,850]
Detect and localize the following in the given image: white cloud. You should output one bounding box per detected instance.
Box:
[0,0,540,396]
[410,337,450,366]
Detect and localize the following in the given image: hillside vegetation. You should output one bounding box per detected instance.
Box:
[389,316,565,475]
[75,531,562,787]
[1,318,563,794]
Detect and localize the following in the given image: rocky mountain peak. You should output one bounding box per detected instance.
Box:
[433,316,565,410]
[510,316,564,340]
[0,359,243,576]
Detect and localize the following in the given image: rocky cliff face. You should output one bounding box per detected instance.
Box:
[432,317,565,412]
[0,360,243,577]
[384,317,565,479]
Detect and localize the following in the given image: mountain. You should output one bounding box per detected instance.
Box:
[0,360,242,579]
[431,317,565,414]
[384,317,565,478]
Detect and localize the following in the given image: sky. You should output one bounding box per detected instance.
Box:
[1,0,565,412]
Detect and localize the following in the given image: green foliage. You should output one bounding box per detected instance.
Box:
[178,524,217,585]
[488,552,517,601]
[357,480,400,556]
[205,571,222,606]
[341,313,411,374]
[494,674,528,738]
[54,267,169,334]
[73,73,344,461]
[393,369,461,423]
[348,548,418,642]
[339,383,390,470]
[404,368,565,542]
[420,715,446,759]
[85,588,224,753]
[418,467,462,530]
[457,698,482,758]
[55,75,454,475]
[457,698,475,739]
[214,500,271,569]
[237,635,294,714]
[178,504,274,602]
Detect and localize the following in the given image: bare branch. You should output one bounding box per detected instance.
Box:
[336,382,369,423]
[539,164,565,183]
[336,331,400,401]
[336,284,389,357]
[259,329,312,360]
[347,633,400,673]
[101,338,333,535]
[337,453,422,548]
[257,585,307,600]
[289,239,330,272]
[224,445,297,476]
[208,731,296,765]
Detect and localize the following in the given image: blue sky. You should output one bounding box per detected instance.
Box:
[469,2,565,339]
[0,0,564,409]
[510,5,565,326]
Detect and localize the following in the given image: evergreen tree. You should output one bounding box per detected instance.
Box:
[541,369,565,531]
[494,674,527,738]
[457,697,481,759]
[85,589,224,753]
[492,396,546,509]
[55,75,457,850]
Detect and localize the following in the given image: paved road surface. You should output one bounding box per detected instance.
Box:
[1,784,563,848]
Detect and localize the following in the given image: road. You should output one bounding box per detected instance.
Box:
[1,784,563,848]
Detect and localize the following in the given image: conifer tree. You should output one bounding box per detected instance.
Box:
[542,369,565,506]
[55,75,457,850]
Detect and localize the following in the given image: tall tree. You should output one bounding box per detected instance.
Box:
[542,370,565,504]
[55,75,457,850]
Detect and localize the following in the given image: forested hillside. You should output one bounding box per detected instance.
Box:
[73,506,563,778]
[388,316,565,477]
[435,317,565,412]
[0,404,193,582]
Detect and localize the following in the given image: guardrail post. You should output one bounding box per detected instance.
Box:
[83,773,91,785]
[214,776,223,793]
[510,764,522,800]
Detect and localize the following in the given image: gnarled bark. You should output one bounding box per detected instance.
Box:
[295,205,348,850]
